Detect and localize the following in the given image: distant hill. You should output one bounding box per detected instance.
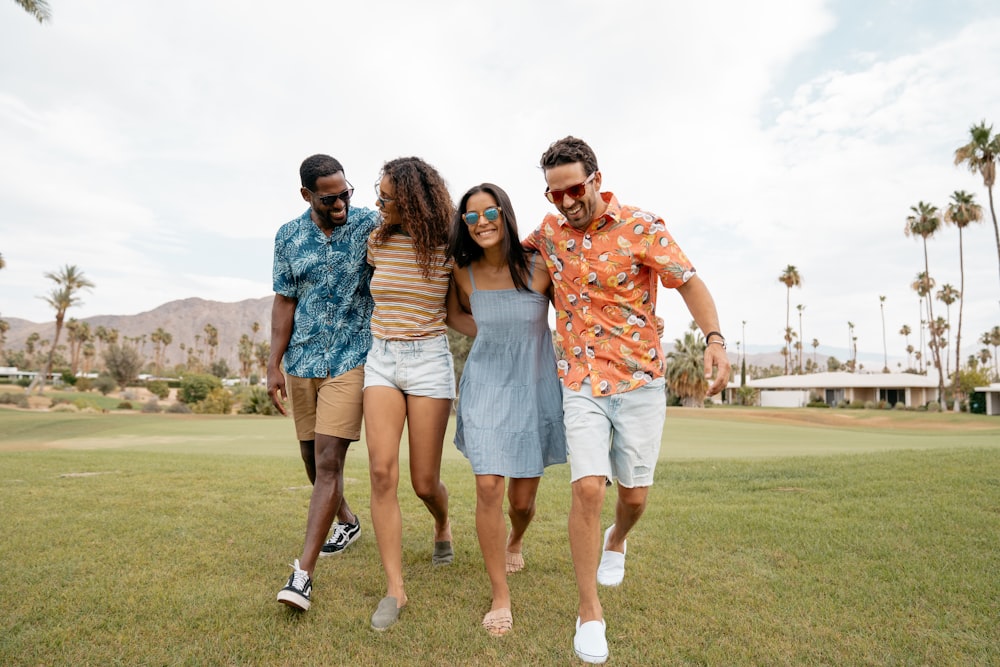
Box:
[3,296,273,372]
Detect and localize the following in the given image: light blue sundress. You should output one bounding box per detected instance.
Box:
[454,258,567,477]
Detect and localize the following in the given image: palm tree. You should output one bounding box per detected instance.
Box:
[795,304,806,373]
[936,284,960,379]
[0,318,9,361]
[31,265,95,393]
[879,296,888,372]
[847,321,855,372]
[778,265,801,374]
[900,324,912,369]
[811,338,819,370]
[203,324,219,365]
[944,190,983,396]
[954,121,1000,288]
[905,202,945,407]
[12,0,51,23]
[984,327,1000,380]
[666,323,709,407]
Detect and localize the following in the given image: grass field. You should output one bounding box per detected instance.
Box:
[1,406,998,665]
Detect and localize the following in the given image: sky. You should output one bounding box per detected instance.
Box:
[2,0,999,368]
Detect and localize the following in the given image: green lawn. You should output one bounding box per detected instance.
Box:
[1,407,998,665]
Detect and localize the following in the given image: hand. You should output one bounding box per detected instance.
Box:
[703,343,731,396]
[266,366,288,416]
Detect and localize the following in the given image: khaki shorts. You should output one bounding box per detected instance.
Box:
[286,365,365,442]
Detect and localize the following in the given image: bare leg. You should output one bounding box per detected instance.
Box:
[364,386,408,607]
[569,475,607,623]
[297,434,351,575]
[475,474,510,611]
[605,484,650,552]
[301,438,355,524]
[404,395,452,542]
[506,476,540,559]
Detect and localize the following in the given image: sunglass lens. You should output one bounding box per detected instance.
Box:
[463,212,480,225]
[484,208,500,222]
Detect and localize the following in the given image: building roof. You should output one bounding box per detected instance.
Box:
[746,371,940,390]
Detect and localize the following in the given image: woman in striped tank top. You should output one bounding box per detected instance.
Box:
[363,156,466,631]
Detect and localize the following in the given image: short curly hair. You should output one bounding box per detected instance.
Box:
[539,136,599,175]
[299,154,344,191]
[373,157,454,278]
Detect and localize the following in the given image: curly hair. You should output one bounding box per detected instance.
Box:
[449,183,531,292]
[373,157,454,278]
[539,136,599,175]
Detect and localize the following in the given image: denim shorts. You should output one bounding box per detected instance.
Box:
[363,334,456,400]
[562,377,666,487]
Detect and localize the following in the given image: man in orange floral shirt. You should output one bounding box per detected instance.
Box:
[524,136,730,664]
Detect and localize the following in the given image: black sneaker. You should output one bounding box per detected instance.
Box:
[320,519,361,557]
[276,559,312,610]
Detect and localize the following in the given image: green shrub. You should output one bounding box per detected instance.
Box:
[926,401,941,412]
[52,403,79,413]
[141,400,162,414]
[146,380,170,400]
[72,397,101,411]
[117,401,133,410]
[94,375,117,396]
[193,387,234,415]
[864,401,876,410]
[179,374,222,404]
[806,401,830,408]
[75,377,92,392]
[894,401,907,410]
[60,370,77,386]
[0,392,29,408]
[238,386,281,416]
[16,377,31,388]
[848,400,865,409]
[166,401,192,414]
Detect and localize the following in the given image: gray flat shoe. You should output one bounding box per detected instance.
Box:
[432,540,454,566]
[371,596,402,631]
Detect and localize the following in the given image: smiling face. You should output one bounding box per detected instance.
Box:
[374,174,399,227]
[464,191,506,251]
[543,162,603,230]
[302,171,351,230]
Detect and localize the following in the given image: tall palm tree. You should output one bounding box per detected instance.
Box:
[796,304,805,373]
[847,321,855,371]
[984,327,1000,380]
[905,202,945,407]
[944,190,983,395]
[879,296,888,372]
[899,324,912,369]
[203,324,219,365]
[811,338,819,370]
[778,265,801,375]
[954,121,1000,288]
[0,318,9,361]
[936,284,960,378]
[31,265,95,393]
[12,0,50,23]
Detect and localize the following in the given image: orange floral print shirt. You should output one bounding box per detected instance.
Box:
[524,192,696,396]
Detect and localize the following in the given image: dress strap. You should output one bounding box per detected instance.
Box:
[466,264,477,292]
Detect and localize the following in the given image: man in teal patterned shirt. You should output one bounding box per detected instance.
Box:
[268,154,381,611]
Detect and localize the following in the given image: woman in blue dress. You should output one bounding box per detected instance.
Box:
[447,183,567,637]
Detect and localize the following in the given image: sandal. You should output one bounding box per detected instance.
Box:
[505,551,524,574]
[432,540,454,566]
[482,607,513,637]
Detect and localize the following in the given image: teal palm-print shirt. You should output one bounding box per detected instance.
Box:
[272,207,381,378]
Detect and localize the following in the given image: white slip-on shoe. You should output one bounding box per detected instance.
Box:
[596,524,626,587]
[574,617,608,664]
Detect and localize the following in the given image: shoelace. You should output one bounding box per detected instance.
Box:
[288,560,309,589]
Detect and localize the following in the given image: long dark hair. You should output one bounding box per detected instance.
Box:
[449,183,531,292]
[373,157,453,279]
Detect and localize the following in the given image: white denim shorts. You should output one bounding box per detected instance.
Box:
[363,334,456,400]
[562,377,666,486]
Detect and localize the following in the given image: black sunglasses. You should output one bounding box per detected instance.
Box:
[309,182,354,206]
